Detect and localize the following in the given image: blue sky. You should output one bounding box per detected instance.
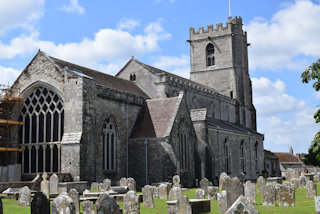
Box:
[0,0,319,154]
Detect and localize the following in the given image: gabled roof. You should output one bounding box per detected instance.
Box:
[274,152,301,163]
[48,55,148,97]
[130,95,182,138]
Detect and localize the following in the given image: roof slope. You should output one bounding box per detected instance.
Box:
[130,96,182,138]
[49,56,148,97]
[274,152,301,163]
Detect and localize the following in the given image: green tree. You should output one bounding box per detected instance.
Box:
[301,58,320,161]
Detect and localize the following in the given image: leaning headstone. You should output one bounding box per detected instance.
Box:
[299,175,307,188]
[195,189,205,199]
[152,186,159,198]
[176,194,192,214]
[31,191,50,214]
[52,192,76,214]
[207,186,219,200]
[217,190,228,213]
[225,195,259,214]
[219,172,229,189]
[103,178,111,190]
[159,183,168,199]
[200,178,210,196]
[173,175,181,187]
[244,180,256,205]
[169,187,183,201]
[98,183,105,191]
[49,174,59,195]
[95,193,121,214]
[306,180,317,198]
[223,176,244,208]
[263,183,276,206]
[124,190,140,214]
[315,196,320,214]
[68,189,80,214]
[291,178,300,189]
[257,176,265,194]
[41,172,50,199]
[142,185,154,208]
[91,182,99,191]
[120,177,127,186]
[279,181,295,207]
[18,186,31,206]
[0,197,2,214]
[81,201,95,214]
[127,178,136,192]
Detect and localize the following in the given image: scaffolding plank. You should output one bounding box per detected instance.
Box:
[0,147,24,152]
[0,119,24,126]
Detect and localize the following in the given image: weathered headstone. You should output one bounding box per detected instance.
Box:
[315,196,320,214]
[159,183,168,199]
[279,181,295,207]
[176,194,192,214]
[286,168,300,181]
[275,183,281,201]
[0,197,2,214]
[126,178,136,192]
[31,191,50,214]
[41,172,50,199]
[257,176,265,194]
[225,195,259,214]
[200,178,210,196]
[49,174,59,195]
[195,189,205,199]
[95,193,121,214]
[244,180,256,205]
[173,175,181,188]
[52,192,76,214]
[169,187,183,201]
[68,189,80,214]
[152,186,159,198]
[291,178,299,189]
[81,201,95,214]
[306,180,317,198]
[299,175,307,188]
[223,176,244,208]
[217,190,228,213]
[263,183,276,206]
[103,178,111,190]
[91,182,99,191]
[120,177,127,186]
[142,185,154,208]
[18,186,31,206]
[124,190,140,214]
[98,183,105,191]
[237,172,245,184]
[207,186,218,200]
[219,172,229,189]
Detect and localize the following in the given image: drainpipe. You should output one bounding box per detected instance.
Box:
[248,132,253,178]
[144,139,148,185]
[126,94,128,178]
[217,126,220,176]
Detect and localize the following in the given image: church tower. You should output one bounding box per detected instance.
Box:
[189,16,256,130]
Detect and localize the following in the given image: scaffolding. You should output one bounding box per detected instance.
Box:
[0,84,24,152]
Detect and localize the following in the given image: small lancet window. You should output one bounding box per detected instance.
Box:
[206,43,215,67]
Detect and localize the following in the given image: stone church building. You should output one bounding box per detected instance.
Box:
[3,16,264,187]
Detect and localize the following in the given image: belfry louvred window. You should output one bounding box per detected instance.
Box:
[206,43,215,67]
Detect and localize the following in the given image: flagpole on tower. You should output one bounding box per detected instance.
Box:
[229,0,231,17]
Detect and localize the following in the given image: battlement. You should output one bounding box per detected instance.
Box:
[189,16,243,35]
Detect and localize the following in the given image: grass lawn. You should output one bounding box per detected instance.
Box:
[1,184,319,213]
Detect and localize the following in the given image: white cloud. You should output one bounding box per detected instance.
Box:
[61,0,85,14]
[117,19,141,31]
[0,65,21,85]
[245,0,320,71]
[0,0,45,34]
[152,55,190,78]
[314,91,320,100]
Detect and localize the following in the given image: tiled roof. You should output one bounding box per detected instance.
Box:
[49,56,148,97]
[274,152,301,163]
[130,96,181,138]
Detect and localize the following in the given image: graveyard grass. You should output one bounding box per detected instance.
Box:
[1,184,320,213]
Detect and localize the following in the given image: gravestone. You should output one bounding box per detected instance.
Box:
[91,182,99,191]
[200,178,210,196]
[68,189,80,214]
[120,177,127,186]
[207,186,218,200]
[263,183,276,206]
[257,176,265,194]
[219,172,229,189]
[18,186,31,206]
[98,183,105,191]
[126,178,136,192]
[103,178,111,190]
[279,181,295,207]
[314,174,320,183]
[315,196,320,214]
[217,190,228,213]
[0,197,2,214]
[275,183,281,201]
[52,192,76,214]
[81,201,95,214]
[173,175,181,187]
[291,178,299,189]
[244,180,256,205]
[159,183,168,199]
[195,189,205,199]
[225,195,259,214]
[237,172,245,184]
[176,194,192,214]
[152,186,159,198]
[41,173,50,199]
[49,174,59,195]
[223,176,244,208]
[95,193,121,214]
[169,187,183,201]
[124,190,140,214]
[299,175,307,188]
[31,191,50,214]
[142,185,154,208]
[306,180,317,198]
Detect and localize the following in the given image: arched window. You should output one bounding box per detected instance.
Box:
[224,139,230,173]
[240,141,245,172]
[206,43,215,67]
[179,122,189,170]
[255,141,258,172]
[192,97,199,109]
[210,102,215,118]
[103,117,117,170]
[21,86,64,173]
[130,73,136,81]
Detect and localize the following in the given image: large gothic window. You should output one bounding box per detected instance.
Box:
[103,118,117,170]
[224,139,230,173]
[240,141,245,172]
[179,122,189,170]
[206,43,215,67]
[21,86,64,174]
